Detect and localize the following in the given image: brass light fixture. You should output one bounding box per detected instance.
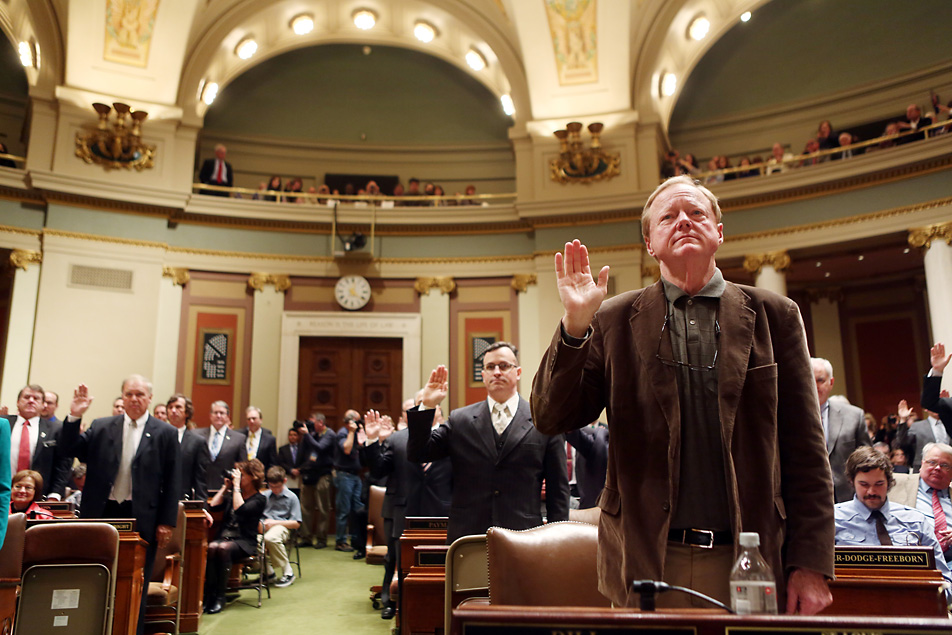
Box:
[75,102,155,171]
[549,122,620,184]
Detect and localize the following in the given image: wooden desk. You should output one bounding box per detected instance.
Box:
[452,605,952,635]
[178,502,208,634]
[399,524,447,635]
[402,545,449,635]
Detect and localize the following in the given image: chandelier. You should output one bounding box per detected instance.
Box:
[549,122,620,184]
[75,102,155,171]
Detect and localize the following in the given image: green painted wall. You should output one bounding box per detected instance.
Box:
[669,0,952,130]
[204,44,512,145]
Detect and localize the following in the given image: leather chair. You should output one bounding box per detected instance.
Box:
[144,503,185,634]
[230,535,270,608]
[442,534,488,634]
[569,506,600,525]
[365,484,387,565]
[16,522,120,635]
[487,521,609,608]
[0,513,26,634]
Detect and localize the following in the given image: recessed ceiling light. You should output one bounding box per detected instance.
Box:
[857,255,864,261]
[815,261,822,267]
[660,72,677,97]
[903,248,910,254]
[18,41,36,68]
[202,82,219,105]
[235,37,257,60]
[688,16,710,41]
[465,48,487,71]
[353,9,377,30]
[500,94,515,116]
[414,20,437,43]
[740,11,752,22]
[824,272,831,278]
[291,14,314,35]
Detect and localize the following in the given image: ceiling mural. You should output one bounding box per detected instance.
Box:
[103,0,160,68]
[544,0,597,86]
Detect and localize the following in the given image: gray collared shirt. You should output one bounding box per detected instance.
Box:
[263,487,302,523]
[661,269,731,531]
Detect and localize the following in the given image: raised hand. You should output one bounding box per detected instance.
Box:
[897,399,914,421]
[556,239,610,338]
[421,365,449,409]
[364,410,381,440]
[931,343,951,374]
[379,415,395,442]
[69,384,94,418]
[356,427,367,446]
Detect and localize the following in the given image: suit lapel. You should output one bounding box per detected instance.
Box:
[134,416,157,463]
[631,283,681,445]
[715,283,756,445]
[472,403,498,458]
[497,401,533,464]
[827,403,844,455]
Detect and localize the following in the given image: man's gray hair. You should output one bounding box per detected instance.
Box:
[121,374,153,395]
[210,400,230,415]
[923,442,952,462]
[641,175,721,240]
[246,406,262,418]
[811,357,834,379]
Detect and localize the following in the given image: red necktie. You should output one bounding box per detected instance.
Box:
[17,420,31,472]
[566,443,573,478]
[214,160,223,183]
[933,489,950,549]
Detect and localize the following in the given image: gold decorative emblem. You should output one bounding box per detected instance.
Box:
[161,266,190,286]
[510,274,538,293]
[414,277,457,296]
[742,251,792,275]
[550,122,620,184]
[75,102,155,171]
[10,249,42,271]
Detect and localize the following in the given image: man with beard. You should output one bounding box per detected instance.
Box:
[834,446,952,595]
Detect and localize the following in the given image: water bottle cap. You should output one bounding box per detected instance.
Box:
[739,532,760,547]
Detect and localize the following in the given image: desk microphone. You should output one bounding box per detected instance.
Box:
[631,580,734,613]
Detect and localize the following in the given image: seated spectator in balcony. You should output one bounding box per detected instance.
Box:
[264,176,282,202]
[717,155,736,181]
[737,156,759,178]
[765,143,793,175]
[432,184,446,206]
[677,153,700,176]
[250,182,267,201]
[391,182,405,206]
[198,144,233,197]
[285,178,304,203]
[460,184,479,205]
[660,149,679,178]
[10,470,55,520]
[0,142,16,168]
[897,103,933,143]
[816,120,839,153]
[833,132,862,160]
[703,157,723,184]
[354,187,369,208]
[865,122,902,153]
[303,186,318,204]
[801,139,822,166]
[316,184,330,206]
[404,178,424,206]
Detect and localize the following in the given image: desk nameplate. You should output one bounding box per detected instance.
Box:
[407,517,449,530]
[834,546,935,570]
[463,625,694,635]
[25,518,136,532]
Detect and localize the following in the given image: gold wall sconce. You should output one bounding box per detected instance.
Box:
[75,102,156,171]
[549,122,620,184]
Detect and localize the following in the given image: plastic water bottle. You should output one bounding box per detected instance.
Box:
[729,532,778,615]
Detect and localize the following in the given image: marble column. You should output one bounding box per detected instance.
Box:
[152,267,189,404]
[807,287,846,384]
[909,222,952,389]
[248,273,291,434]
[743,250,791,296]
[415,277,454,403]
[0,250,42,406]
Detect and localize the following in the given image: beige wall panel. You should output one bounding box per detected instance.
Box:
[289,285,333,304]
[30,235,166,420]
[374,286,415,305]
[456,285,512,304]
[151,277,184,408]
[188,279,248,300]
[811,299,847,397]
[249,287,284,433]
[419,291,451,406]
[0,265,40,408]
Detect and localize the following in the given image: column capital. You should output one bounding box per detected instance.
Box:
[743,250,791,275]
[805,287,844,304]
[247,273,292,293]
[414,276,456,296]
[161,266,190,286]
[9,249,42,271]
[908,222,952,250]
[510,274,537,293]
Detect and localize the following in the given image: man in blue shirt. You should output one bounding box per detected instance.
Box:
[262,466,302,588]
[834,446,952,596]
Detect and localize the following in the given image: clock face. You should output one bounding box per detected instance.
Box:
[334,275,372,310]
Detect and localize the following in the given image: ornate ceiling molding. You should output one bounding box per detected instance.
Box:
[161,266,190,286]
[510,274,537,293]
[248,272,292,292]
[907,221,952,250]
[742,250,791,275]
[414,276,456,296]
[9,249,42,271]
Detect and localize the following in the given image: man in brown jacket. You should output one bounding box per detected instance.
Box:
[532,175,834,613]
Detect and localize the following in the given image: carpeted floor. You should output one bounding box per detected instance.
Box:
[196,544,394,634]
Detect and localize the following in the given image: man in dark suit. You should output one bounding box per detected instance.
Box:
[365,408,452,619]
[922,342,952,438]
[237,406,277,472]
[197,143,233,196]
[193,401,245,492]
[166,394,210,501]
[2,384,72,499]
[62,376,180,635]
[813,358,870,503]
[277,426,310,498]
[409,343,569,545]
[895,398,947,471]
[565,422,609,509]
[533,176,834,613]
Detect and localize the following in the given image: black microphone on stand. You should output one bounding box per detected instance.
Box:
[631,580,734,613]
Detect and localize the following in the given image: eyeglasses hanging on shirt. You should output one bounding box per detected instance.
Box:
[655,313,719,372]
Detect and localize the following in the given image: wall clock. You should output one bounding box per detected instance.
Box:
[335,275,372,310]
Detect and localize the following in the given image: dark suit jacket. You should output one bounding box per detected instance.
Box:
[532,280,834,607]
[179,429,210,501]
[922,374,952,437]
[62,415,180,544]
[2,415,73,498]
[895,418,938,470]
[237,427,277,472]
[193,426,245,492]
[198,158,233,187]
[565,425,609,509]
[826,400,870,503]
[277,441,311,484]
[407,397,569,544]
[365,429,452,539]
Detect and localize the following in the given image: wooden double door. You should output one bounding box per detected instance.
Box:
[297,336,403,429]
